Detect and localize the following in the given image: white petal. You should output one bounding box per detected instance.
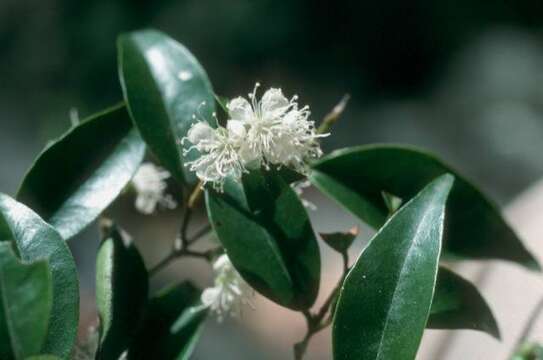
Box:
[238,143,261,167]
[226,120,246,140]
[261,88,289,118]
[201,287,221,307]
[187,122,215,144]
[213,254,231,272]
[227,97,254,122]
[135,194,157,214]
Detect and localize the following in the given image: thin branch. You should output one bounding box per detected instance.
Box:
[293,251,350,359]
[148,247,214,277]
[187,224,212,245]
[149,182,215,277]
[149,251,177,277]
[510,294,543,358]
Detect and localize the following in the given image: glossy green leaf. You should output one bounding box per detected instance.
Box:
[333,174,454,360]
[96,224,148,360]
[310,145,539,270]
[429,266,500,338]
[0,194,79,358]
[0,243,52,360]
[118,29,216,184]
[320,226,359,254]
[25,356,62,360]
[17,104,145,240]
[128,282,207,360]
[206,170,321,310]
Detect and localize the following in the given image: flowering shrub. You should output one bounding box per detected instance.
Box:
[0,29,539,360]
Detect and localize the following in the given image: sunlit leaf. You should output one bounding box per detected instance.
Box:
[311,145,539,270]
[17,104,145,240]
[333,174,454,360]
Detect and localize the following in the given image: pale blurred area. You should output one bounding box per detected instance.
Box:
[2,0,543,358]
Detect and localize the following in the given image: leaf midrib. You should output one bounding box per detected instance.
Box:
[375,206,436,360]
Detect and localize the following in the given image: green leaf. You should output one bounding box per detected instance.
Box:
[25,356,61,360]
[333,174,454,360]
[96,223,148,360]
[310,145,539,270]
[206,170,321,310]
[0,243,52,360]
[118,29,216,184]
[128,282,207,360]
[17,104,145,240]
[429,266,500,339]
[320,226,359,254]
[0,194,79,358]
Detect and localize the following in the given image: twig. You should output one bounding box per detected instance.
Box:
[149,182,215,277]
[148,247,215,277]
[187,224,212,245]
[317,94,350,135]
[293,251,350,359]
[509,294,543,358]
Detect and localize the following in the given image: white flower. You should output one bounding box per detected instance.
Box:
[182,85,329,191]
[201,254,253,322]
[226,83,327,173]
[131,163,177,214]
[291,180,317,211]
[183,122,247,191]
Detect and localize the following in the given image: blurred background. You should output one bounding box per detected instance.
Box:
[1,0,543,359]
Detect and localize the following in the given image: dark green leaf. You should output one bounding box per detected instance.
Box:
[333,174,454,360]
[310,145,539,270]
[0,194,79,358]
[118,29,216,184]
[206,170,320,310]
[320,226,359,254]
[96,223,148,360]
[17,104,145,240]
[429,266,500,339]
[128,282,207,360]
[25,356,61,360]
[0,243,52,360]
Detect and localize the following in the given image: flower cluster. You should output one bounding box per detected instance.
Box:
[183,84,327,191]
[201,254,253,321]
[131,163,177,214]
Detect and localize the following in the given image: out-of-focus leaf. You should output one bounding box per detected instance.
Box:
[118,29,216,184]
[206,170,320,310]
[128,282,207,360]
[0,243,52,360]
[320,226,359,254]
[96,223,148,360]
[17,104,145,240]
[429,266,500,339]
[333,174,454,360]
[310,145,539,270]
[0,194,79,358]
